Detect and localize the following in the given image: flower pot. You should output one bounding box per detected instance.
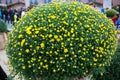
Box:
[75,75,92,80]
[0,32,7,50]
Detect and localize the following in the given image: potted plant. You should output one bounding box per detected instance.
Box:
[6,2,118,80]
[104,9,117,18]
[0,19,7,50]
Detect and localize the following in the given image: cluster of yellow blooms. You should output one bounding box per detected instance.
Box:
[6,1,117,80]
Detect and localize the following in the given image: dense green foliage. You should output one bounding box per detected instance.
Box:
[93,44,120,80]
[0,19,7,32]
[6,2,117,80]
[105,9,117,18]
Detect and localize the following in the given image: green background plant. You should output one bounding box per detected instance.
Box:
[105,9,117,18]
[6,2,117,80]
[0,19,7,32]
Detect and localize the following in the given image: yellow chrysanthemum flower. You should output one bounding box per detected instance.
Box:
[54,35,58,39]
[64,48,68,53]
[22,66,26,69]
[25,49,30,53]
[21,39,25,47]
[40,42,45,49]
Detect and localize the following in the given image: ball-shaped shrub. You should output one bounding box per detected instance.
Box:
[6,2,118,80]
[0,19,7,32]
[105,9,117,18]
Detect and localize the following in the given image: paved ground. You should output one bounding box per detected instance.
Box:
[0,50,10,76]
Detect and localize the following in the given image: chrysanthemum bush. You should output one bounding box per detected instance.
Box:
[6,2,118,80]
